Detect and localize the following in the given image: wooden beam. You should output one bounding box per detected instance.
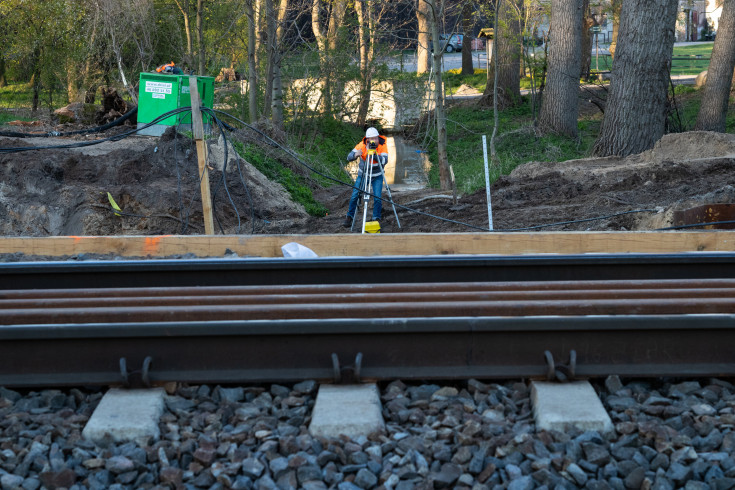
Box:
[1,231,735,258]
[189,76,214,235]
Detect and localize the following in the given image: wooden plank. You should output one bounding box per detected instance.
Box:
[189,76,214,235]
[1,232,735,258]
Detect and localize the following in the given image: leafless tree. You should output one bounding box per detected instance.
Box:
[425,0,452,190]
[271,0,290,129]
[311,0,348,114]
[695,0,735,132]
[173,0,195,66]
[593,0,678,157]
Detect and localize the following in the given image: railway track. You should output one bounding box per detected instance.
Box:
[1,253,735,387]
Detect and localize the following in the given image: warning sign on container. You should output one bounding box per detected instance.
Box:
[145,81,173,96]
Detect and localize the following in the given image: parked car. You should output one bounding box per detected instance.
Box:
[431,34,463,53]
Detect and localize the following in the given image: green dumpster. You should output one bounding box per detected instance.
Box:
[136,73,215,136]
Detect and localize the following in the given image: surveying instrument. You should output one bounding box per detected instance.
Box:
[349,143,402,233]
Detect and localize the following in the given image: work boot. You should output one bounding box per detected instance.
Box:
[342,216,352,228]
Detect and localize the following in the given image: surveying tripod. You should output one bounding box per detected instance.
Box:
[349,148,402,233]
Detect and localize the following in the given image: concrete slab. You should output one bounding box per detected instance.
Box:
[531,381,614,434]
[82,388,166,445]
[309,384,385,439]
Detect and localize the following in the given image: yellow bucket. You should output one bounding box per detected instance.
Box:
[364,221,381,233]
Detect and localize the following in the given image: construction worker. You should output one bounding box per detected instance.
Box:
[156,62,183,74]
[343,127,389,228]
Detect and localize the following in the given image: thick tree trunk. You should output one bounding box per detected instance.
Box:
[245,0,258,123]
[580,0,592,79]
[416,0,431,74]
[539,0,582,137]
[0,57,6,87]
[592,0,678,157]
[695,0,735,132]
[461,0,473,75]
[481,0,522,108]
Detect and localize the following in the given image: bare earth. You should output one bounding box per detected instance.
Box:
[2,124,735,239]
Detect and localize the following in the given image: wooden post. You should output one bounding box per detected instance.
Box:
[189,76,214,235]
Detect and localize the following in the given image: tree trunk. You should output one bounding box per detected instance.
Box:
[592,0,678,157]
[263,0,275,117]
[0,57,6,87]
[481,0,522,108]
[580,0,592,79]
[327,0,347,115]
[66,63,79,103]
[173,0,194,66]
[31,47,41,112]
[695,0,735,132]
[416,0,431,74]
[311,0,331,113]
[196,0,205,75]
[355,0,371,126]
[426,0,451,191]
[245,0,258,123]
[609,0,621,57]
[271,0,289,130]
[539,0,582,137]
[461,0,473,75]
[254,0,264,68]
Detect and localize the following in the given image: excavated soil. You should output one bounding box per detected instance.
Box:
[2,124,735,243]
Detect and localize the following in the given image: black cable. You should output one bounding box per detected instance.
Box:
[0,105,139,139]
[0,103,669,234]
[208,114,243,234]
[0,107,192,153]
[216,113,256,234]
[656,220,735,231]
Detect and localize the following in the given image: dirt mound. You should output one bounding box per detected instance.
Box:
[0,129,307,237]
[1,128,734,237]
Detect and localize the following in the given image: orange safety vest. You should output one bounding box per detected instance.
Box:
[156,62,176,73]
[353,135,388,163]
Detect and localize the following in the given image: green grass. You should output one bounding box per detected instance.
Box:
[426,98,600,193]
[231,139,330,217]
[0,112,31,125]
[0,83,36,109]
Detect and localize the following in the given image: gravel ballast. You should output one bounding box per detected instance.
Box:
[1,377,735,489]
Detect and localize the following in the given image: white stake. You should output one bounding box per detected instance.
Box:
[482,135,493,231]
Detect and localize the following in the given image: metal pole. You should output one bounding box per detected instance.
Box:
[383,179,402,229]
[361,152,375,234]
[482,135,493,231]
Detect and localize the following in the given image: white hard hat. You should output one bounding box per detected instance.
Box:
[365,127,379,138]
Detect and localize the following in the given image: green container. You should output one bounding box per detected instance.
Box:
[136,73,215,136]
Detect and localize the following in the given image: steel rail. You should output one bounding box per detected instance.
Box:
[3,287,735,309]
[3,255,735,386]
[4,277,735,298]
[4,253,735,290]
[0,315,733,387]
